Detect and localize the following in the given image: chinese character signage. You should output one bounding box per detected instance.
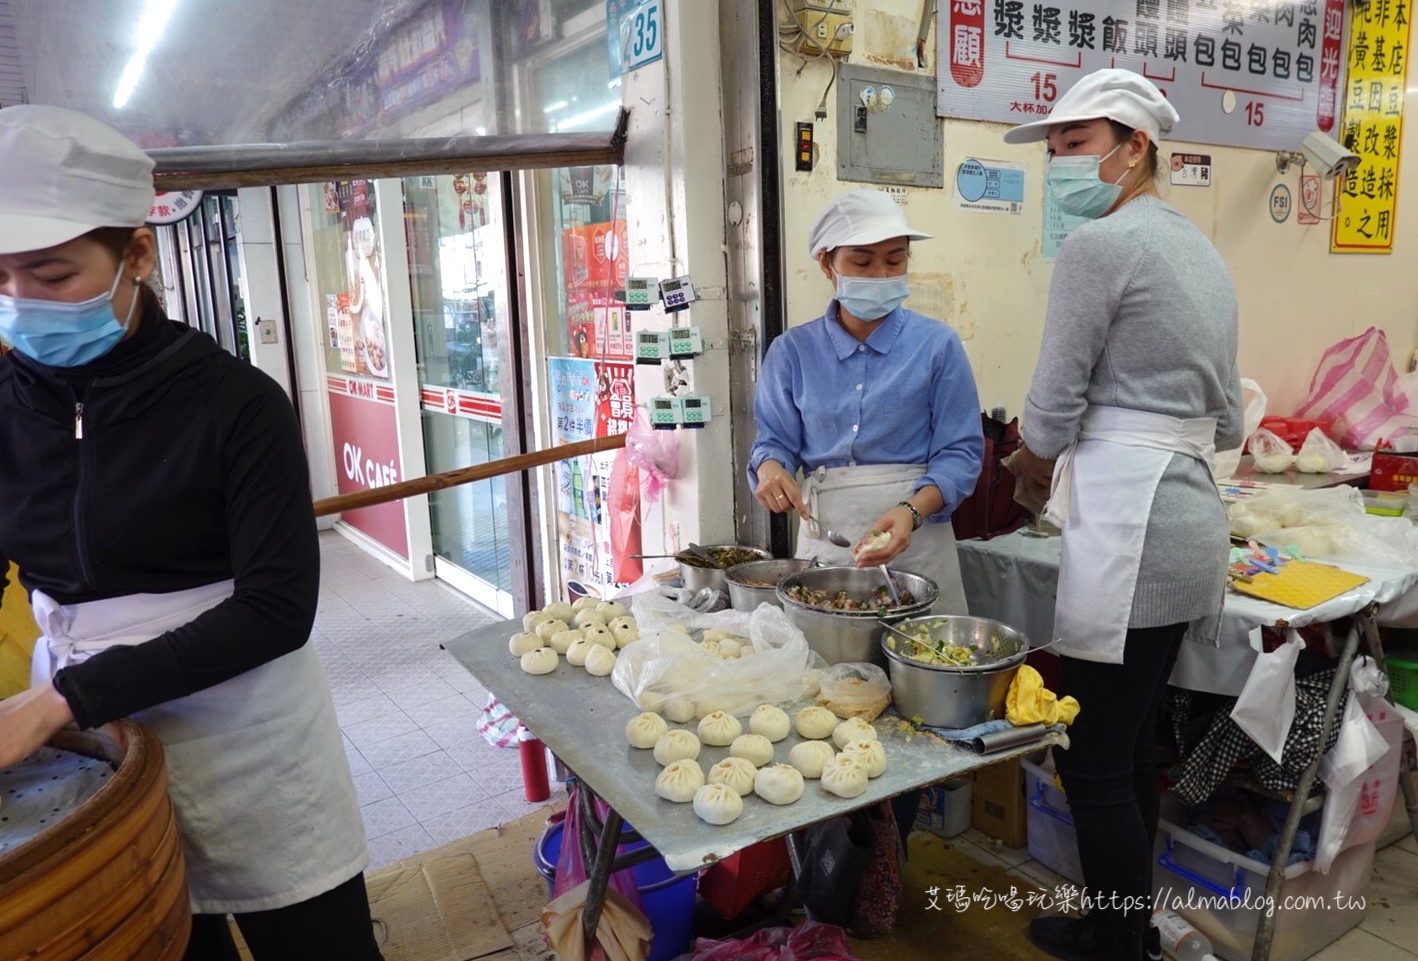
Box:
[940,0,1347,151]
[1330,0,1409,252]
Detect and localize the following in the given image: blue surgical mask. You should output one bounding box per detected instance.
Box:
[835,274,909,321]
[0,266,136,367]
[1046,142,1129,219]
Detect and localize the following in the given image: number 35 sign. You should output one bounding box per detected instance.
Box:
[608,0,664,77]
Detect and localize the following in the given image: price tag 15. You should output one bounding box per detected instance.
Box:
[608,0,663,77]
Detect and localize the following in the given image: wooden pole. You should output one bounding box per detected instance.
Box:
[312,434,627,517]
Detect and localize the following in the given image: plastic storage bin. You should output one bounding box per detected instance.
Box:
[534,819,696,961]
[1021,749,1084,884]
[1386,655,1418,709]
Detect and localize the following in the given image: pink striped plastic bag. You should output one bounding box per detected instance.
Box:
[1295,327,1418,450]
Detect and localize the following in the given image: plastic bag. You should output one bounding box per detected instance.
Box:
[612,592,826,719]
[545,790,651,961]
[1248,427,1295,473]
[1316,656,1395,873]
[476,694,521,749]
[608,449,643,585]
[1215,377,1267,480]
[624,409,678,503]
[815,662,892,720]
[1295,427,1347,473]
[1230,629,1303,764]
[1296,326,1418,450]
[690,920,860,961]
[1228,486,1418,567]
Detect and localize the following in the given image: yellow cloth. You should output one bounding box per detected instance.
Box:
[542,879,652,961]
[1006,664,1080,726]
[0,563,40,699]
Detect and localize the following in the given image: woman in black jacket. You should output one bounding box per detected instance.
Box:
[0,106,383,961]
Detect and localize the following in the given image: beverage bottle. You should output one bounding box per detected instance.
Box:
[570,459,586,519]
[1152,909,1219,961]
[518,726,551,803]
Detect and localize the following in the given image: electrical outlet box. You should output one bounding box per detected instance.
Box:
[659,275,697,312]
[667,325,703,359]
[622,276,660,310]
[649,395,679,430]
[635,330,669,365]
[836,63,943,188]
[676,394,712,428]
[795,122,815,171]
[789,0,854,58]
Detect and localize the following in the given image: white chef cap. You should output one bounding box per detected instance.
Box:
[807,189,932,259]
[1002,68,1179,145]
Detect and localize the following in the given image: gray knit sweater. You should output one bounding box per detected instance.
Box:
[1023,195,1243,629]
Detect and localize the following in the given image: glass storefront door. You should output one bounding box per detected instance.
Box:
[405,173,517,614]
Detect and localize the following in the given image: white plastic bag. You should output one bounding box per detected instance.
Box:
[1230,628,1303,764]
[815,662,892,720]
[1249,427,1295,473]
[1228,486,1418,567]
[1316,656,1394,873]
[612,590,826,719]
[1215,377,1267,480]
[1295,427,1347,473]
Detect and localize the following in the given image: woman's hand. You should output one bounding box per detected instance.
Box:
[0,683,75,769]
[754,461,807,517]
[852,506,914,567]
[1005,445,1056,489]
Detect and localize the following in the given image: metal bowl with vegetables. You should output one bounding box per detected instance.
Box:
[676,545,772,593]
[881,615,1033,728]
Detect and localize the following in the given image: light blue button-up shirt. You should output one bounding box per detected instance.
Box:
[748,303,984,520]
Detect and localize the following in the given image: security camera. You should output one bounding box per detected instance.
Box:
[1300,131,1360,179]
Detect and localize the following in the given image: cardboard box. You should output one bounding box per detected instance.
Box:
[1370,448,1418,491]
[916,777,973,838]
[970,757,1027,848]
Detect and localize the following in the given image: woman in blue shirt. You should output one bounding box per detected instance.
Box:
[748,190,983,612]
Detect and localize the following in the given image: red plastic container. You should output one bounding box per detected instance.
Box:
[1251,417,1334,452]
[518,727,550,802]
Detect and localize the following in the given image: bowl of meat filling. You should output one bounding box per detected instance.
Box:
[724,558,817,612]
[776,566,936,665]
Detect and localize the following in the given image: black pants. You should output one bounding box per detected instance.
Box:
[182,873,385,961]
[1054,624,1187,941]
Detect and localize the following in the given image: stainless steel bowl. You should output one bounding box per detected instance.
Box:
[724,558,816,612]
[776,566,937,665]
[881,615,1029,728]
[676,545,772,593]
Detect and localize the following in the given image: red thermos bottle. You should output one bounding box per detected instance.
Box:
[518,726,550,802]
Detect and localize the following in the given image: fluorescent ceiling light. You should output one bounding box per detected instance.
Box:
[113,0,178,108]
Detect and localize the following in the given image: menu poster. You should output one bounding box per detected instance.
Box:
[326,180,392,380]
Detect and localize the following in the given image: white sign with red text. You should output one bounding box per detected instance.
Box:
[938,0,1346,151]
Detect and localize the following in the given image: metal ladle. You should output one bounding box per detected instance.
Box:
[807,513,853,548]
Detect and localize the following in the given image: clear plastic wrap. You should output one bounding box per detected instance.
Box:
[1295,428,1348,473]
[1215,377,1267,480]
[1248,427,1295,473]
[1228,486,1418,567]
[612,590,826,719]
[814,662,892,720]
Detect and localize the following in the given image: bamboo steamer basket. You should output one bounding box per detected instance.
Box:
[0,720,190,960]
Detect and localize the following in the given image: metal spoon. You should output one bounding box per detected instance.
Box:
[807,513,852,548]
[878,566,903,606]
[685,543,724,569]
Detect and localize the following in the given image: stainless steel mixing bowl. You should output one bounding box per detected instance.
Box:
[776,566,937,665]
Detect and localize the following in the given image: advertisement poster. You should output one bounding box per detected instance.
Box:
[324,180,392,380]
[327,377,409,559]
[548,358,636,599]
[1331,0,1410,252]
[939,0,1347,151]
[563,212,631,361]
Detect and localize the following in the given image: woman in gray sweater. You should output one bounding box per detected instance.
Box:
[1005,70,1243,961]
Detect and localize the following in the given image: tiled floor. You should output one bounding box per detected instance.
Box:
[313,530,566,871]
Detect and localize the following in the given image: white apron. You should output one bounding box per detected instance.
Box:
[799,464,969,615]
[31,581,368,915]
[1043,406,1217,663]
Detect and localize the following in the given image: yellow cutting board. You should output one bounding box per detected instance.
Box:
[1229,561,1370,609]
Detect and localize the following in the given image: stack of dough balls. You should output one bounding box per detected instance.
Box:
[513,598,638,675]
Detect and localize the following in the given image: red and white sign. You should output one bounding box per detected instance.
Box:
[146,190,204,225]
[419,386,503,425]
[327,379,408,559]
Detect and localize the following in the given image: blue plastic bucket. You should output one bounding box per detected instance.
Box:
[534,819,695,961]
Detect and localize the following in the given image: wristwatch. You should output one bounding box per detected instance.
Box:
[897,501,924,531]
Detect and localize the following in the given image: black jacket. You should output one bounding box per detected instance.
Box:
[0,308,320,728]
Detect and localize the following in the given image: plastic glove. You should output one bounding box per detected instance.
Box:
[1005,664,1080,726]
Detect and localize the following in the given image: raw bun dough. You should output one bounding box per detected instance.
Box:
[842,739,888,778]
[749,705,791,742]
[698,711,744,746]
[795,706,838,740]
[754,763,806,805]
[693,783,744,824]
[573,608,608,629]
[707,756,757,795]
[832,717,878,750]
[663,697,696,724]
[571,596,600,612]
[519,647,558,675]
[729,734,775,767]
[584,644,617,676]
[523,610,552,631]
[609,617,639,647]
[655,759,705,802]
[565,636,593,667]
[582,625,616,649]
[548,628,581,655]
[625,712,669,749]
[788,740,837,779]
[543,602,575,622]
[534,619,569,642]
[597,601,628,620]
[653,730,702,765]
[717,637,743,659]
[821,754,869,799]
[508,631,541,657]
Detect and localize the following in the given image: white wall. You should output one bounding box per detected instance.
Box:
[776,1,1418,419]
